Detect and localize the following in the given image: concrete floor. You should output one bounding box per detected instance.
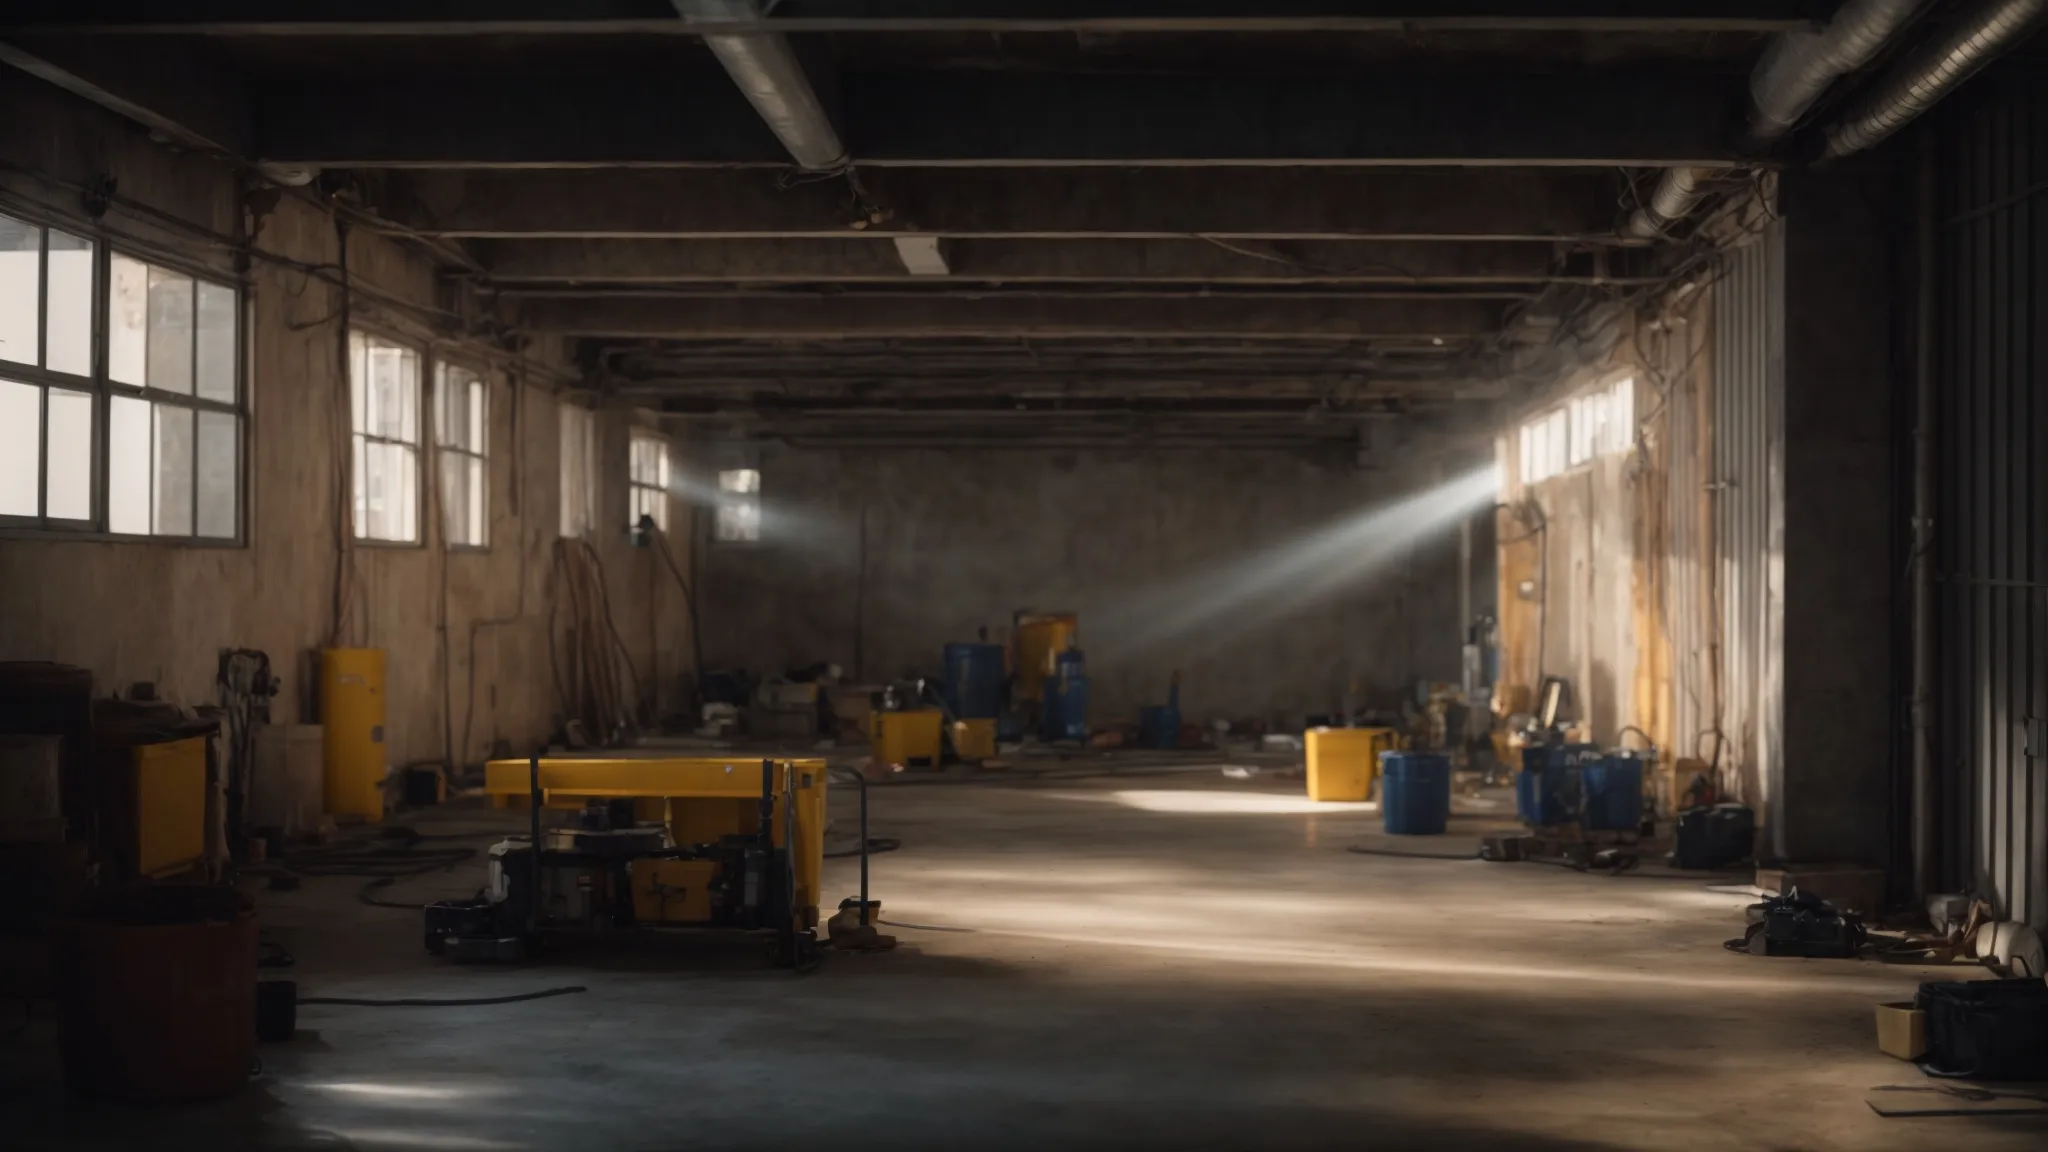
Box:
[6,770,2043,1151]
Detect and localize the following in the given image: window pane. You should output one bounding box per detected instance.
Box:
[441,449,469,545]
[197,410,236,538]
[351,436,368,538]
[468,456,485,546]
[109,254,148,385]
[153,404,194,535]
[365,342,419,443]
[108,395,151,533]
[147,268,194,395]
[37,231,94,378]
[396,444,418,542]
[468,380,485,454]
[399,350,420,445]
[719,468,759,494]
[349,331,367,431]
[0,378,38,515]
[196,281,236,403]
[46,388,91,521]
[360,441,418,543]
[0,217,39,368]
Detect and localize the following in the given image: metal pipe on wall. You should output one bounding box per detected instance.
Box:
[1625,0,1922,237]
[1910,128,1937,901]
[1824,0,2048,157]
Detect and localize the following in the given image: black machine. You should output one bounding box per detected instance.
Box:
[423,757,815,967]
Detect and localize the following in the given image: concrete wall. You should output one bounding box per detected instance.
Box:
[692,443,1474,725]
[1776,166,1898,868]
[0,72,691,769]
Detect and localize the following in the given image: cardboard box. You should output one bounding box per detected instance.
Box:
[1875,1002,1927,1061]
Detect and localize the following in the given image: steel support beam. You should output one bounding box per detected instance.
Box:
[1,2,1825,35]
[472,237,1616,284]
[253,68,1745,166]
[518,295,1505,338]
[0,35,252,156]
[385,169,1635,241]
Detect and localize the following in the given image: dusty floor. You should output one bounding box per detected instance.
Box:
[5,769,2043,1151]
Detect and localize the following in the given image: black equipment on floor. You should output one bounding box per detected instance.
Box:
[1672,802,1754,870]
[422,757,815,967]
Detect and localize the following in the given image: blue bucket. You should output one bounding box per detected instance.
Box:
[1380,751,1452,835]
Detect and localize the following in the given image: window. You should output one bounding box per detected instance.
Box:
[1,214,99,527]
[1515,377,1634,486]
[4,213,244,540]
[436,362,488,548]
[629,430,669,533]
[716,468,761,543]
[349,331,421,542]
[559,403,597,538]
[106,254,241,538]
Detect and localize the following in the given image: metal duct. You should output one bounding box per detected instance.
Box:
[1625,0,1922,237]
[676,0,848,171]
[1824,0,2047,157]
[1750,0,1924,140]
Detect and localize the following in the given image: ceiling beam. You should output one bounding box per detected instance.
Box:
[518,295,1506,338]
[1,2,1823,35]
[254,68,1746,167]
[383,169,1635,242]
[470,237,1623,284]
[0,35,252,156]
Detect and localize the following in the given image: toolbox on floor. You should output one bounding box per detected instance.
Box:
[1673,803,1754,870]
[1917,978,2048,1081]
[1305,727,1400,802]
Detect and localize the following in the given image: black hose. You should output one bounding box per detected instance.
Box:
[824,836,901,859]
[1345,845,1482,861]
[298,985,587,1008]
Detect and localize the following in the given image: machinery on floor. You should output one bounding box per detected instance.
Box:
[423,755,834,967]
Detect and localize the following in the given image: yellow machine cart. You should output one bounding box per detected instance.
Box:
[482,755,828,928]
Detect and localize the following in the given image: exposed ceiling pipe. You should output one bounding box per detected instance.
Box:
[1625,0,1922,238]
[674,0,847,170]
[1824,0,2047,157]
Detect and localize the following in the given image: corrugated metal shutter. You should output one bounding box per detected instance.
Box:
[1712,223,1786,855]
[1933,80,2048,929]
[1667,333,1708,769]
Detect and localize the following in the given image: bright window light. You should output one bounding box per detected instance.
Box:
[716,468,761,542]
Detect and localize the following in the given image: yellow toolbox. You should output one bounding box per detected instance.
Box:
[951,718,998,761]
[870,709,943,767]
[1305,727,1402,802]
[134,736,207,877]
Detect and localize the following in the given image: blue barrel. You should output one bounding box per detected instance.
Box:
[941,642,1006,720]
[1042,648,1088,742]
[1580,753,1646,831]
[1380,751,1452,835]
[1518,743,1598,826]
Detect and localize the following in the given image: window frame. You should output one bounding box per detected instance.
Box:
[559,402,598,540]
[1514,374,1636,488]
[348,327,426,546]
[0,204,248,546]
[433,357,490,552]
[628,428,671,535]
[714,467,762,544]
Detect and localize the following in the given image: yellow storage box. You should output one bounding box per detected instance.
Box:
[870,709,943,767]
[952,718,998,761]
[1305,727,1401,802]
